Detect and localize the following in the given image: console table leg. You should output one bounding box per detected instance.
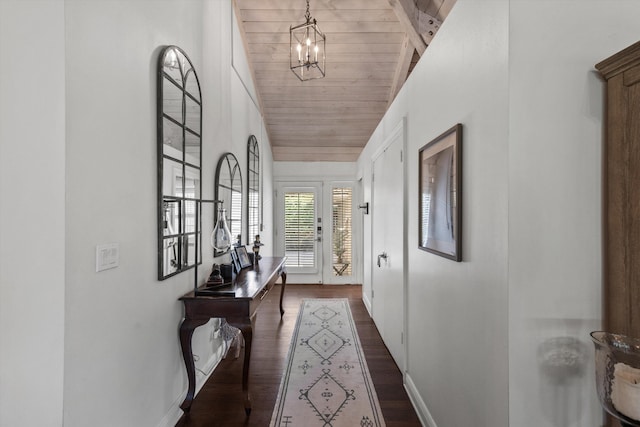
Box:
[229,317,253,415]
[179,318,208,412]
[240,319,253,415]
[279,271,287,318]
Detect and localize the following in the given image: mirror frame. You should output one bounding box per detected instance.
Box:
[214,153,243,257]
[247,135,261,244]
[157,45,203,280]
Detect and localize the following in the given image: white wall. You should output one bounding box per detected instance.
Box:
[508,2,640,427]
[357,1,640,426]
[62,1,271,426]
[359,1,511,425]
[0,1,66,426]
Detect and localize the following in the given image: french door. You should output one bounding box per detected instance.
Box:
[276,181,358,284]
[276,183,323,283]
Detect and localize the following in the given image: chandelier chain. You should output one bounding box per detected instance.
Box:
[305,0,311,22]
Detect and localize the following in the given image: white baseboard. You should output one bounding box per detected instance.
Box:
[157,348,225,427]
[405,372,438,427]
[363,292,372,316]
[157,397,183,427]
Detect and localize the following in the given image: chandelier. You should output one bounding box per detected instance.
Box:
[290,0,325,81]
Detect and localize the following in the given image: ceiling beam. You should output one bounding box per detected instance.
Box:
[388,34,414,107]
[387,0,427,55]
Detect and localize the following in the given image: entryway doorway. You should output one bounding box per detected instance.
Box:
[275,181,360,284]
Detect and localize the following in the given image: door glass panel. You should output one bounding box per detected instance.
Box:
[284,191,316,268]
[331,188,352,276]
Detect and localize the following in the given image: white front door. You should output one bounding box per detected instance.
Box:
[371,122,405,370]
[276,183,323,284]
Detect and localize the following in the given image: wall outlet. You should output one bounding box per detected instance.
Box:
[96,243,119,272]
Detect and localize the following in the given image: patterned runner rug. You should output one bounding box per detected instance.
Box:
[270,298,386,427]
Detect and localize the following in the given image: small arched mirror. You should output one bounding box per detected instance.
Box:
[157,45,202,280]
[247,135,260,243]
[214,153,243,256]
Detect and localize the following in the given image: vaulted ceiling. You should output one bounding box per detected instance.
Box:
[234,0,456,161]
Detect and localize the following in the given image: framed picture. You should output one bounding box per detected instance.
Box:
[230,248,241,272]
[418,124,462,261]
[235,245,252,269]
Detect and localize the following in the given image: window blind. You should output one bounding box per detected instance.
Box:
[284,192,316,268]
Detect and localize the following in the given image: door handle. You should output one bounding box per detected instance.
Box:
[377,252,388,267]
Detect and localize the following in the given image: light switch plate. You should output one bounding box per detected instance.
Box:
[96,243,119,272]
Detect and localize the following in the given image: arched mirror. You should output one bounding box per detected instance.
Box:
[247,135,260,243]
[157,45,202,280]
[214,153,243,256]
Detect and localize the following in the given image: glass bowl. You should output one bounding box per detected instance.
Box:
[591,331,640,426]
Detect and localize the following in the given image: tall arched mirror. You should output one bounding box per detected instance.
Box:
[247,135,260,243]
[214,153,243,256]
[157,45,202,280]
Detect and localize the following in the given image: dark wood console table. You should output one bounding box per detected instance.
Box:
[178,256,287,414]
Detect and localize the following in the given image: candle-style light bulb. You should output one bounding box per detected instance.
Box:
[314,45,318,62]
[297,43,302,62]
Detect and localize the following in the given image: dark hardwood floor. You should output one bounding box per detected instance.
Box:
[175,284,422,427]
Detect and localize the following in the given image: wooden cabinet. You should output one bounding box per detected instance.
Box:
[596,41,640,339]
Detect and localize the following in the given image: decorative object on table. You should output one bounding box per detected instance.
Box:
[220,263,233,282]
[270,298,385,427]
[230,249,241,273]
[211,201,232,253]
[289,0,325,81]
[235,245,252,269]
[591,331,640,426]
[206,263,224,287]
[418,123,462,261]
[252,235,264,262]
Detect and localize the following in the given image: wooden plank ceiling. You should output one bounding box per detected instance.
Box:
[234,0,455,161]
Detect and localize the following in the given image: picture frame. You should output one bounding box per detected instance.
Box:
[418,124,462,261]
[230,248,241,272]
[235,245,252,269]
